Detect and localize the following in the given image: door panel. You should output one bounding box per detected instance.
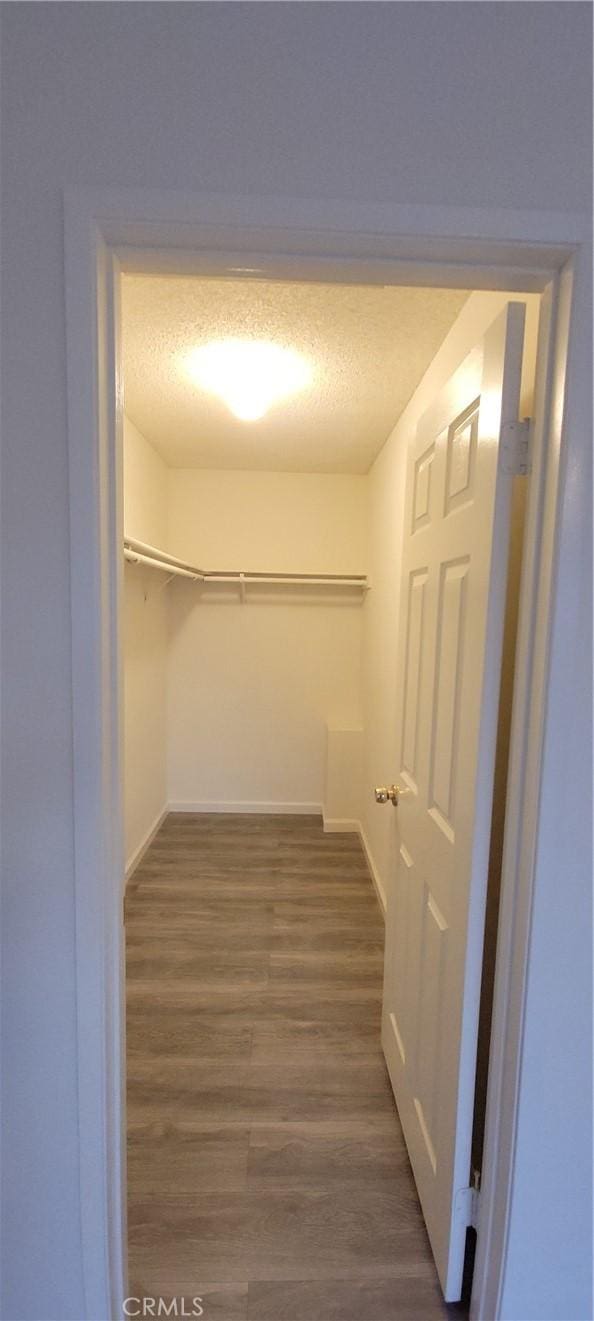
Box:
[401,568,428,785]
[382,305,526,1301]
[429,555,468,834]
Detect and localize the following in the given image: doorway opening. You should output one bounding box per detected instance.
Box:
[63,189,578,1321]
[119,269,540,1317]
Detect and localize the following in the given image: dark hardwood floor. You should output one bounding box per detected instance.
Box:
[125,813,455,1320]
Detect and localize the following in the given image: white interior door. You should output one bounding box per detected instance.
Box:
[381,304,526,1301]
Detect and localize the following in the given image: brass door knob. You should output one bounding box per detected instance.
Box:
[374,784,410,806]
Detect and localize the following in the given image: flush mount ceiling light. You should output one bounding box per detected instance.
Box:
[184,338,313,421]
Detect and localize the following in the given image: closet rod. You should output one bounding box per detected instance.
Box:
[124,536,205,576]
[124,548,202,581]
[206,573,367,587]
[124,537,368,589]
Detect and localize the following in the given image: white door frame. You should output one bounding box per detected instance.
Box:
[63,186,588,1321]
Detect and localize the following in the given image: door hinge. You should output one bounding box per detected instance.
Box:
[500,418,532,476]
[455,1169,481,1231]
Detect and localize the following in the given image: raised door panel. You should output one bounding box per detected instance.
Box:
[413,887,449,1178]
[412,443,435,533]
[388,841,425,1070]
[444,402,479,516]
[401,569,429,791]
[428,556,470,845]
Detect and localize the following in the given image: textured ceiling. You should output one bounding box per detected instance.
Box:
[121,275,468,473]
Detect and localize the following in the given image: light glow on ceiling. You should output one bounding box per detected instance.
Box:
[184,338,313,421]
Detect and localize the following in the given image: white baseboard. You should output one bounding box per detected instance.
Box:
[125,805,168,882]
[322,812,387,920]
[357,824,387,918]
[167,800,323,816]
[322,815,361,834]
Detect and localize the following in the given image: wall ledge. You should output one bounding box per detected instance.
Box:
[322,815,360,833]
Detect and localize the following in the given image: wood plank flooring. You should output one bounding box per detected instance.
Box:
[126,813,458,1320]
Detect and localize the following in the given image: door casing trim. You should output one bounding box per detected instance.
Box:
[63,187,587,1320]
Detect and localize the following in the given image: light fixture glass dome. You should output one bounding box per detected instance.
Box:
[184,339,312,421]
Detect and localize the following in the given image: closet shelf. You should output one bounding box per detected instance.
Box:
[124,536,369,592]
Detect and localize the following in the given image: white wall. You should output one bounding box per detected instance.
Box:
[166,471,366,811]
[123,461,366,820]
[361,290,540,910]
[1,6,590,1318]
[122,419,168,872]
[123,416,168,549]
[166,469,367,575]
